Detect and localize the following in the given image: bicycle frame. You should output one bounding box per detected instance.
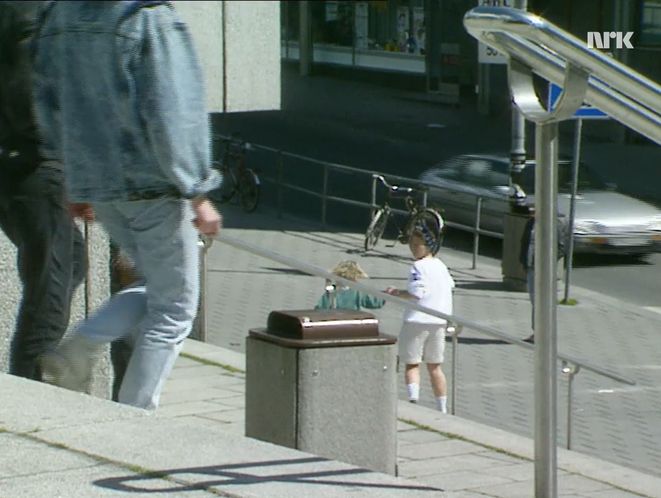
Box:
[212,136,260,212]
[365,175,441,252]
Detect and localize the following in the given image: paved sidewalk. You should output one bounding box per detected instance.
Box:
[163,339,661,498]
[205,203,661,478]
[3,339,659,497]
[0,372,439,498]
[3,202,660,497]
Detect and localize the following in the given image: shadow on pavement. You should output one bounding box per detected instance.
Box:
[94,457,442,494]
[572,253,653,268]
[447,337,512,346]
[454,281,508,292]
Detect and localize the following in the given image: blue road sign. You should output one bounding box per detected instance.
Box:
[548,83,609,119]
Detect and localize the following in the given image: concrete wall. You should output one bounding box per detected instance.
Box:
[0,222,111,398]
[0,1,281,395]
[175,0,281,113]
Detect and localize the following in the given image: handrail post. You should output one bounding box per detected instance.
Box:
[449,323,462,415]
[84,220,91,319]
[277,151,284,219]
[562,361,581,450]
[322,163,329,226]
[535,121,560,498]
[472,197,482,270]
[196,236,213,342]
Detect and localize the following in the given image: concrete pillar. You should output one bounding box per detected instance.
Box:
[174,0,281,113]
[299,0,313,76]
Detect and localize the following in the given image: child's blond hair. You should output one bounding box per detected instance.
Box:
[331,260,368,281]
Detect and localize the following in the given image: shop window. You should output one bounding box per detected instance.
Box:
[368,0,425,54]
[640,0,661,46]
[311,1,355,47]
[311,1,426,54]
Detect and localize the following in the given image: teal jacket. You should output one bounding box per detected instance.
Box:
[315,287,385,311]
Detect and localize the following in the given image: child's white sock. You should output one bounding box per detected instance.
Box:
[406,383,419,402]
[436,396,448,413]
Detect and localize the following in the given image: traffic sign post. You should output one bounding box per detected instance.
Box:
[547,83,609,119]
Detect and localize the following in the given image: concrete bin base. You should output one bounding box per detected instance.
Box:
[245,334,397,475]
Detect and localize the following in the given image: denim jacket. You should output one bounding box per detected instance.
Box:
[31,1,220,202]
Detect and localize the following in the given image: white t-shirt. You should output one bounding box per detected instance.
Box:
[403,256,455,324]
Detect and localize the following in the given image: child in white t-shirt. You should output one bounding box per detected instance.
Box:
[386,225,455,413]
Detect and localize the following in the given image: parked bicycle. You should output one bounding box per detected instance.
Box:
[211,135,260,212]
[364,175,444,254]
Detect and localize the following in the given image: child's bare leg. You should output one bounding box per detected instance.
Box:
[405,364,421,402]
[427,363,447,396]
[427,363,448,413]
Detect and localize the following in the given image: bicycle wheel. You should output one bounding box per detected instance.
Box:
[405,208,445,255]
[239,168,260,212]
[364,208,389,252]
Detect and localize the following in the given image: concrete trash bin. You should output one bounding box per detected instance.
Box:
[245,309,397,475]
[502,211,531,291]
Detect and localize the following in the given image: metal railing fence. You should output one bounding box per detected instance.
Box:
[213,133,501,270]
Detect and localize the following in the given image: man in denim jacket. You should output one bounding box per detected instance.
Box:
[32,1,222,410]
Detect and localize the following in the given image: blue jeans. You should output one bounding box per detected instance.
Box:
[84,198,199,409]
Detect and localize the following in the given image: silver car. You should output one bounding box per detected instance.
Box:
[419,154,661,255]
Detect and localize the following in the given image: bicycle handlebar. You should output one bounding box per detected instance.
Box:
[373,174,415,195]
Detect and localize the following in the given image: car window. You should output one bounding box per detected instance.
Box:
[434,158,463,181]
[519,161,607,194]
[461,159,493,187]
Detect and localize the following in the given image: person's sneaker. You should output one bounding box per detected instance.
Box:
[40,336,102,393]
[39,349,87,392]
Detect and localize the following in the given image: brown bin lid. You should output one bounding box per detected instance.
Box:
[249,328,396,349]
[267,309,380,340]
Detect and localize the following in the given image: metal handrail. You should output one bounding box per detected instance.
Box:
[213,232,635,388]
[464,7,659,496]
[464,7,661,144]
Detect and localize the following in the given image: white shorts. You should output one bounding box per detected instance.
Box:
[398,322,446,364]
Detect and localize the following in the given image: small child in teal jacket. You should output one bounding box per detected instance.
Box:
[315,260,385,311]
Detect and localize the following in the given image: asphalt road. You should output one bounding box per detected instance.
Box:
[213,66,660,312]
[443,230,661,309]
